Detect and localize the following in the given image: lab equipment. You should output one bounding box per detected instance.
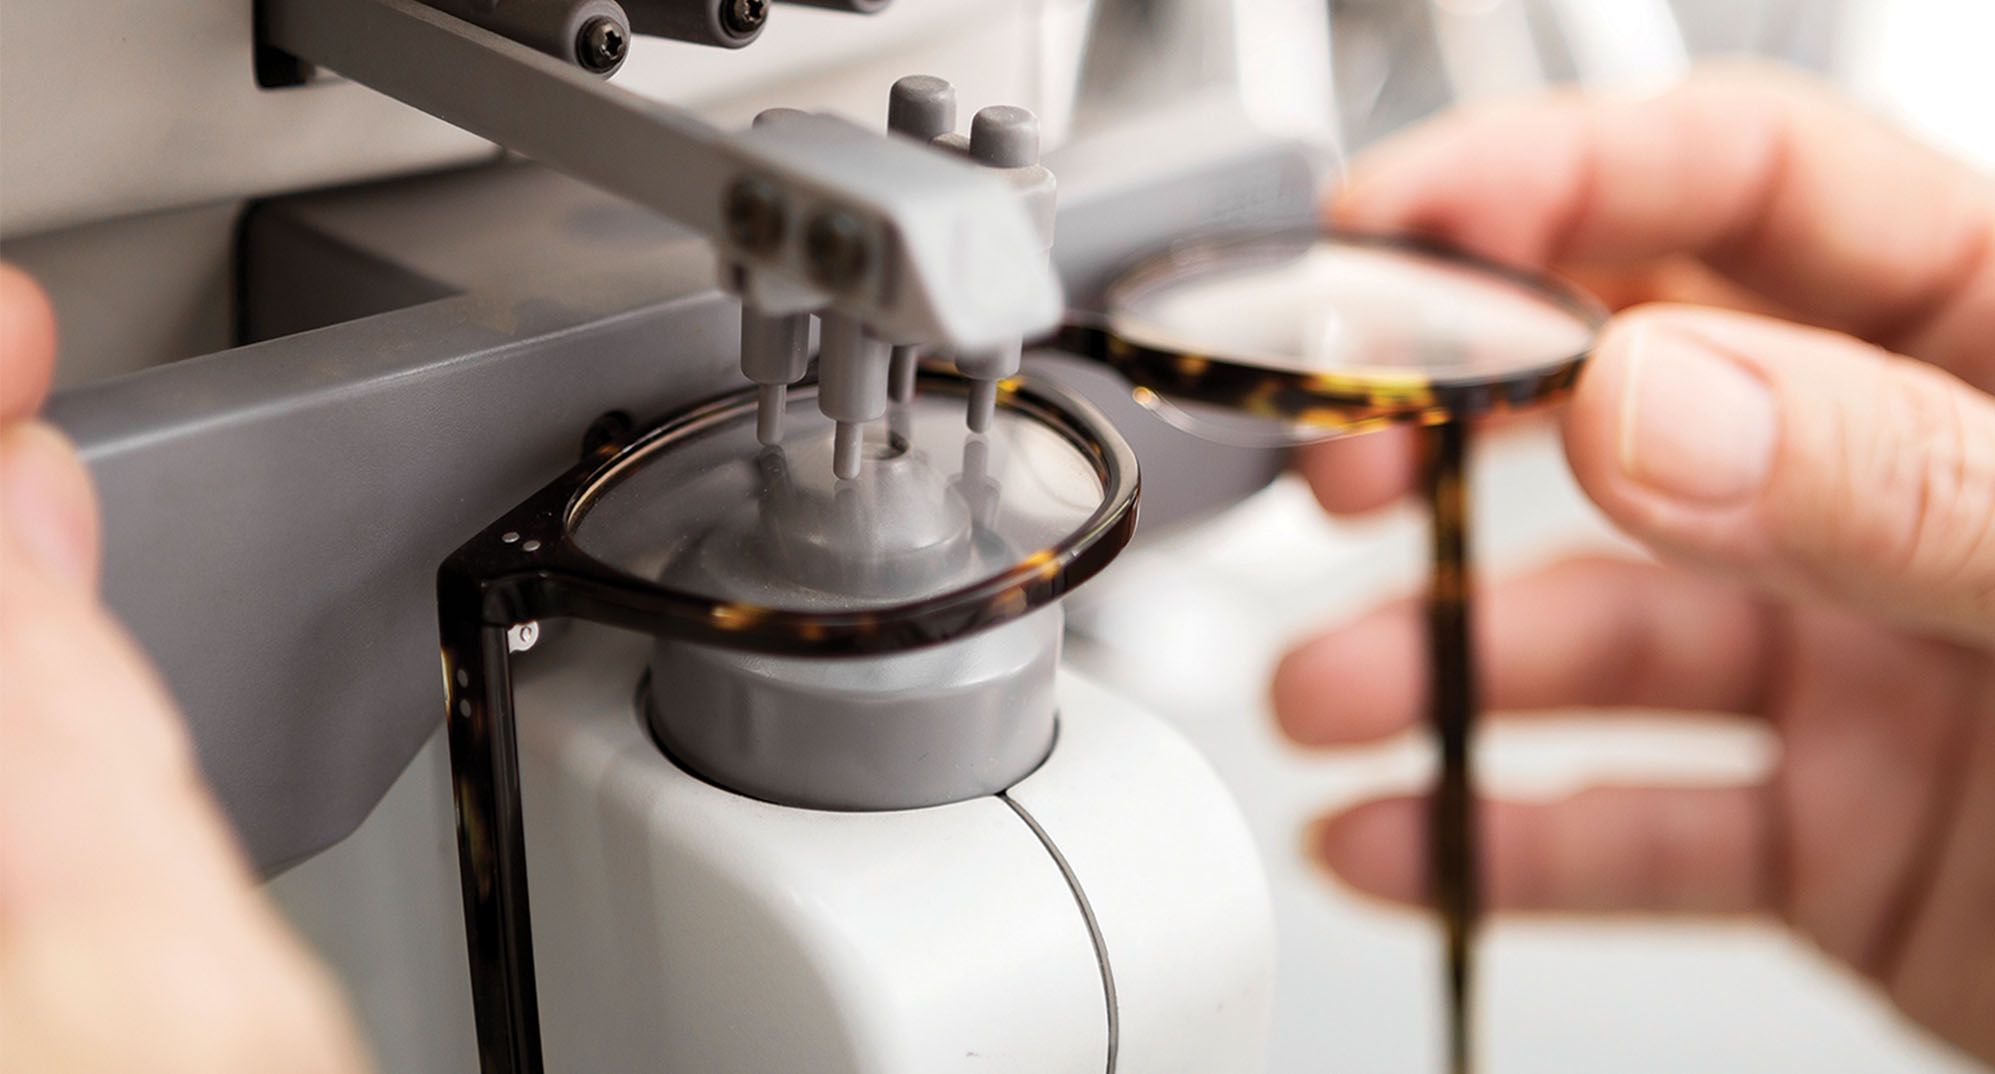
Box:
[12,3,1321,1071]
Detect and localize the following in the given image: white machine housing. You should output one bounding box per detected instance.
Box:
[517,624,1276,1073]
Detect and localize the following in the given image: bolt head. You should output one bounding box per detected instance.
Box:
[576,16,627,73]
[722,0,768,37]
[723,177,786,254]
[805,211,870,291]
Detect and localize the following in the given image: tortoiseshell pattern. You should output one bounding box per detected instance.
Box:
[1058,227,1606,439]
[1060,228,1604,1074]
[1058,323,1585,434]
[1422,419,1480,1074]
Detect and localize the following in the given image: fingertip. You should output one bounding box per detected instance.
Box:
[1271,607,1422,746]
[1310,798,1424,904]
[1267,644,1320,740]
[1330,95,1594,265]
[1295,426,1417,516]
[1328,107,1486,230]
[0,262,58,421]
[1562,303,1790,547]
[1560,311,1643,504]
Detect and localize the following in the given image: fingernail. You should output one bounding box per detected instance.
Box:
[1,422,96,588]
[1618,324,1777,505]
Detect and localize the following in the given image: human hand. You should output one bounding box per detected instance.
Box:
[1271,66,1995,1062]
[0,264,373,1073]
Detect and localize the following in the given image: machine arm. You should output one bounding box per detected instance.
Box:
[261,0,1062,350]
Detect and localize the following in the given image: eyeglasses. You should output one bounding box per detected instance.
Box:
[1062,225,1604,1074]
[437,371,1138,1074]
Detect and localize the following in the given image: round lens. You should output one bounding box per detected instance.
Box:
[1092,229,1604,443]
[565,375,1136,648]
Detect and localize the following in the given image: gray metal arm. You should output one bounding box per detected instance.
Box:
[262,0,1060,350]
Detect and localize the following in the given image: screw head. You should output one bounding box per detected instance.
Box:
[576,16,627,73]
[722,177,786,254]
[721,0,768,37]
[805,211,870,290]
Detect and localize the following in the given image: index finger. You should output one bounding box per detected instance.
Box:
[1333,63,1995,382]
[0,263,57,422]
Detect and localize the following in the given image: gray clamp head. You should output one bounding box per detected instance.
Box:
[724,110,1061,349]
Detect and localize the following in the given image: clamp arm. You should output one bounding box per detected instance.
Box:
[262,0,1062,350]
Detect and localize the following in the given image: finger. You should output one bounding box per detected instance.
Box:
[0,494,372,1073]
[1565,304,1995,649]
[0,421,100,592]
[0,473,238,923]
[1560,256,1794,320]
[1294,410,1546,517]
[1271,557,1770,746]
[1332,64,1995,380]
[1294,424,1417,515]
[1884,703,1995,1063]
[0,263,57,422]
[1313,785,1776,914]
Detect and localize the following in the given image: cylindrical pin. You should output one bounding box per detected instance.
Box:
[832,421,864,480]
[741,306,810,446]
[741,309,811,382]
[888,344,918,403]
[756,383,787,445]
[818,311,891,479]
[969,105,1039,167]
[966,378,998,434]
[954,339,1020,434]
[888,75,956,140]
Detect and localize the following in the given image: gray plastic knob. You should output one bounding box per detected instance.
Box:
[888,75,957,141]
[969,105,1039,168]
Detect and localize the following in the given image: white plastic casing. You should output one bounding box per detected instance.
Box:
[514,626,1274,1073]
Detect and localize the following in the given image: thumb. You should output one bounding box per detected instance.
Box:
[1565,304,1995,647]
[0,421,100,593]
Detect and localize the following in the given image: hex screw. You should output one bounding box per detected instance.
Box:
[721,0,768,37]
[805,210,870,290]
[575,16,627,73]
[723,177,786,254]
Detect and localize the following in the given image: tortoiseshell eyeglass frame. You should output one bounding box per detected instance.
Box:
[436,372,1140,1074]
[1057,226,1605,1074]
[1057,227,1609,436]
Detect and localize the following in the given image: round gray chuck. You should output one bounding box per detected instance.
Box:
[646,607,1061,811]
